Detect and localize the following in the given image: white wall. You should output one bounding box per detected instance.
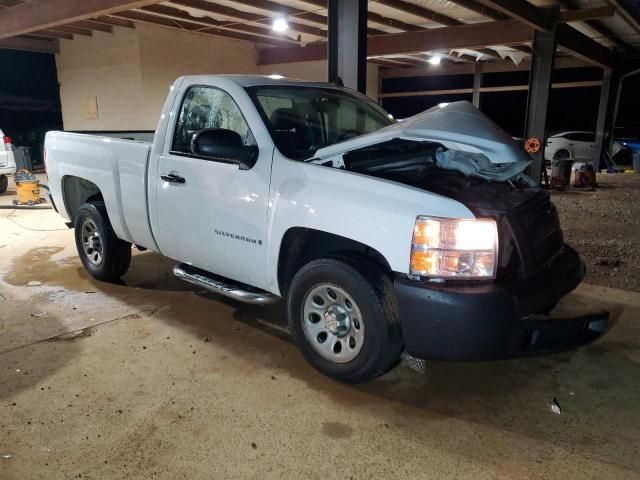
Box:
[57,24,259,131]
[56,24,380,131]
[56,27,145,131]
[137,23,259,129]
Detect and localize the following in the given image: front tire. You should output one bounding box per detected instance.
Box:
[287,257,403,383]
[74,201,131,282]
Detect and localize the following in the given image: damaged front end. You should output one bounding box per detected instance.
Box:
[308,101,568,283]
[305,101,609,359]
[309,100,534,185]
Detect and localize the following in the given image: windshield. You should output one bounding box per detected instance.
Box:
[246,85,394,160]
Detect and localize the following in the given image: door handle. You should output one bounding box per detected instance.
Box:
[161,173,185,184]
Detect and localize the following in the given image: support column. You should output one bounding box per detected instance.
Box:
[472,62,483,108]
[328,0,368,93]
[593,69,619,172]
[524,26,557,184]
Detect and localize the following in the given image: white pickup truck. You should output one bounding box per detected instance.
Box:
[45,75,606,382]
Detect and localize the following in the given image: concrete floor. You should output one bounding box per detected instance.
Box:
[1,181,640,479]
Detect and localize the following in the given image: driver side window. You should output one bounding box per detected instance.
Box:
[171,86,254,154]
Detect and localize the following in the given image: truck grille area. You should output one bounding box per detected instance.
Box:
[505,196,565,279]
[415,175,569,282]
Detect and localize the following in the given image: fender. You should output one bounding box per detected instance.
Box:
[265,150,475,296]
[45,131,156,250]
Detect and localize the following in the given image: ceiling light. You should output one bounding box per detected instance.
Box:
[428,55,441,65]
[272,17,289,33]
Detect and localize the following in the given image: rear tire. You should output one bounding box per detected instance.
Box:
[0,175,7,195]
[74,201,131,282]
[553,149,571,160]
[287,257,403,383]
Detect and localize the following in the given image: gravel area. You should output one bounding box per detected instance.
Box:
[552,172,640,292]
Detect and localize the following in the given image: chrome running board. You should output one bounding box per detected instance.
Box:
[173,264,279,305]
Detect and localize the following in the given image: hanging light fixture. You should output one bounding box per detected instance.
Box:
[272,17,289,33]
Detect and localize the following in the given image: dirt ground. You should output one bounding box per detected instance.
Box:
[1,175,640,479]
[551,173,640,292]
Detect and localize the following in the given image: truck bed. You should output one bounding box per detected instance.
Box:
[46,131,157,250]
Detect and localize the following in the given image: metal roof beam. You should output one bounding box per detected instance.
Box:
[470,0,553,31]
[0,0,161,39]
[170,0,331,38]
[0,36,59,53]
[379,55,591,78]
[558,5,615,22]
[90,16,135,28]
[111,9,291,46]
[258,20,533,64]
[556,23,615,68]
[140,4,298,43]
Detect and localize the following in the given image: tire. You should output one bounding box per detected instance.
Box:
[553,149,571,160]
[74,201,131,282]
[287,257,403,383]
[0,175,7,195]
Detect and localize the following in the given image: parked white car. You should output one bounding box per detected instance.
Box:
[545,131,622,162]
[44,76,607,382]
[0,128,17,194]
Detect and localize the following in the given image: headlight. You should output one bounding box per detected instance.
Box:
[410,216,498,279]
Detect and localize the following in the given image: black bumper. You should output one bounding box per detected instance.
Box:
[395,245,608,361]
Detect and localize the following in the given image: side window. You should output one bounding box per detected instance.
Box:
[171,86,254,154]
[575,133,595,142]
[565,132,595,142]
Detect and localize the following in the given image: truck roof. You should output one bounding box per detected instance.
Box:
[179,74,339,89]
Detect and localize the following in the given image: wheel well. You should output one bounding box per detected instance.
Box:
[62,176,103,220]
[553,148,572,160]
[277,227,392,296]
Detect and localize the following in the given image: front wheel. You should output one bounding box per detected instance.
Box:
[287,257,403,383]
[74,201,131,282]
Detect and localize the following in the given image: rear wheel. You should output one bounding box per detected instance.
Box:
[74,201,131,282]
[0,175,7,195]
[553,149,571,160]
[287,257,403,383]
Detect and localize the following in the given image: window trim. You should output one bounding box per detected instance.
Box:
[168,84,256,164]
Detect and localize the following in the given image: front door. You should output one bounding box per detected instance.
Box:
[153,85,272,289]
[569,132,596,161]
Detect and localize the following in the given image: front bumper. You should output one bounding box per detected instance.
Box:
[395,245,608,360]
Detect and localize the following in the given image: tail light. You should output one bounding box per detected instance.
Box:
[2,135,11,145]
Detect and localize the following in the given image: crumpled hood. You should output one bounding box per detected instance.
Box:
[313,101,531,167]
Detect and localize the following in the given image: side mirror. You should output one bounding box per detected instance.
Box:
[191,128,258,170]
